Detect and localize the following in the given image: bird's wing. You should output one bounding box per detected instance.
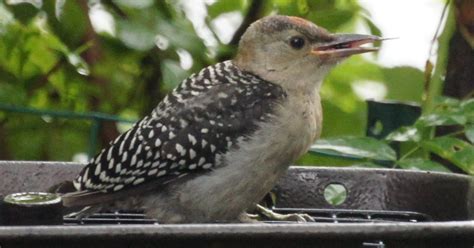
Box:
[63,61,286,206]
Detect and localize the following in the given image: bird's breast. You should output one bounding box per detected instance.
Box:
[147,90,323,222]
[273,90,322,161]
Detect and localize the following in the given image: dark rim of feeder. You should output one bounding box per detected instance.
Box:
[3,192,61,205]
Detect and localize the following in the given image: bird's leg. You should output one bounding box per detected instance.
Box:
[254,204,315,223]
[63,206,100,219]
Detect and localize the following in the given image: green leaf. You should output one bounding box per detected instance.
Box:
[0,66,18,85]
[415,96,473,127]
[117,21,156,51]
[297,0,309,15]
[161,59,188,91]
[461,99,474,122]
[381,66,424,103]
[271,0,300,16]
[304,0,361,32]
[156,18,206,55]
[114,0,154,9]
[351,162,385,168]
[296,152,361,167]
[310,137,396,161]
[417,113,467,127]
[42,0,88,48]
[461,98,474,112]
[0,83,27,104]
[208,0,245,19]
[4,2,39,24]
[422,137,474,174]
[433,96,461,108]
[362,16,382,37]
[465,125,474,143]
[397,158,450,173]
[308,9,356,32]
[386,126,421,142]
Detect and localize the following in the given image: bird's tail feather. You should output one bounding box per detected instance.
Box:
[48,180,76,194]
[48,180,112,208]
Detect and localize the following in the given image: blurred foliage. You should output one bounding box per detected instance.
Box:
[307,1,474,175]
[0,0,451,173]
[310,97,474,174]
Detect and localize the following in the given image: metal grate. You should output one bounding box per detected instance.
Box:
[63,208,431,225]
[270,208,432,223]
[64,211,157,225]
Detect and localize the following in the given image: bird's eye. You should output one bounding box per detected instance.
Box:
[289,36,305,49]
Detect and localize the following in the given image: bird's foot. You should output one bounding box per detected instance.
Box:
[238,212,262,223]
[255,204,315,223]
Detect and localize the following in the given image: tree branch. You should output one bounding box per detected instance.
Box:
[78,0,120,148]
[217,0,265,61]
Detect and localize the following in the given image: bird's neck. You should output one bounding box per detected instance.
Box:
[261,72,323,97]
[235,65,323,97]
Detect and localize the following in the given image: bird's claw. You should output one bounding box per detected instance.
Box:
[255,204,315,223]
[275,213,315,222]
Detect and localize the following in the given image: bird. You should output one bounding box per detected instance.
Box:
[60,15,380,223]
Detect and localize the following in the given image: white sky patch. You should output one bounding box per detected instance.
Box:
[203,0,217,4]
[179,0,219,47]
[177,49,193,70]
[211,12,243,44]
[89,4,116,36]
[360,0,444,69]
[181,0,444,70]
[7,0,42,7]
[352,80,387,101]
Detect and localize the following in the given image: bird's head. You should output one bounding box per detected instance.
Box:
[234,15,380,91]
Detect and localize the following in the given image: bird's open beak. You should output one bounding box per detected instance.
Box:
[311,34,381,58]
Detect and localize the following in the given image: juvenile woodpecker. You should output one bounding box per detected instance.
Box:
[62,15,379,223]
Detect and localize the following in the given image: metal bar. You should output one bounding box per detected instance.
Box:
[273,208,432,221]
[88,119,101,158]
[1,222,474,239]
[0,104,135,123]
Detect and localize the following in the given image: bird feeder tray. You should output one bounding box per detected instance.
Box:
[0,161,473,248]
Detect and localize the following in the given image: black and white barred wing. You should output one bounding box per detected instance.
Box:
[68,62,286,201]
